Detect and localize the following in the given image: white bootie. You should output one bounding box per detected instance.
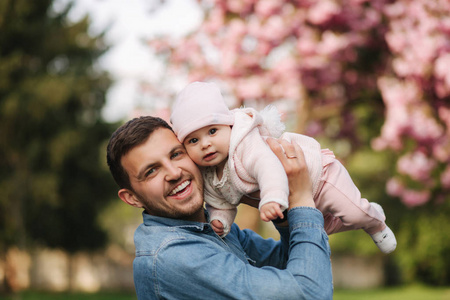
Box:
[370,203,397,254]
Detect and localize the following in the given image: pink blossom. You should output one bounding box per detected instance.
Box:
[271,77,302,100]
[153,108,171,123]
[220,49,239,75]
[441,166,450,189]
[255,0,282,18]
[377,77,420,106]
[201,8,225,34]
[227,19,247,40]
[227,0,253,14]
[317,31,349,56]
[435,82,450,99]
[385,31,406,54]
[307,0,341,25]
[255,40,272,56]
[235,77,264,99]
[401,189,430,207]
[397,151,437,181]
[432,142,450,163]
[344,70,358,85]
[386,177,405,197]
[392,57,413,77]
[371,137,389,151]
[144,0,450,208]
[259,15,290,41]
[147,39,171,53]
[434,53,450,94]
[383,1,405,18]
[363,8,382,29]
[409,110,444,142]
[438,106,450,129]
[296,35,318,56]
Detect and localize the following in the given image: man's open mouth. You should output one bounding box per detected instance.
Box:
[169,180,190,196]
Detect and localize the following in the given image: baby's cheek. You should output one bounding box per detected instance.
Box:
[193,157,204,165]
[186,150,201,165]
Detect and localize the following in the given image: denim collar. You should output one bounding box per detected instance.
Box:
[141,210,210,232]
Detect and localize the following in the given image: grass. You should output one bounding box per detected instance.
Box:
[2,285,450,299]
[0,291,137,300]
[334,284,450,300]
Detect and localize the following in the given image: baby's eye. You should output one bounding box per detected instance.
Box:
[188,138,198,144]
[209,128,217,135]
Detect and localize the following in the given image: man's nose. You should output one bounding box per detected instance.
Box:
[165,162,182,181]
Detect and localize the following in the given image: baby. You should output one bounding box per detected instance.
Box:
[170,81,397,254]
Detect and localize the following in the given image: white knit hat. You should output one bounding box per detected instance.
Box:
[170,82,235,142]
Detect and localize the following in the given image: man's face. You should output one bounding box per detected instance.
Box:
[119,128,205,221]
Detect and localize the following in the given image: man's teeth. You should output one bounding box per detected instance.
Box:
[169,181,190,196]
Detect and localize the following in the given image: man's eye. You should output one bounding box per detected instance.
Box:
[171,151,184,159]
[209,128,217,134]
[145,168,156,177]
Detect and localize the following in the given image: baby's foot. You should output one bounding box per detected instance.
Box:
[370,203,397,254]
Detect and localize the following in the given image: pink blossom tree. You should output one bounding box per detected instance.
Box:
[146,0,450,208]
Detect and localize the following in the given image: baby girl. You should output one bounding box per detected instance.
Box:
[170,81,397,254]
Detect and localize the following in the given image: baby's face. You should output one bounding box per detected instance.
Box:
[183,125,231,167]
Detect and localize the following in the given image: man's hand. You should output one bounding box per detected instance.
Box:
[266,138,315,209]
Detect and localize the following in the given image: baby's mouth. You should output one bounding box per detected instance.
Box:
[203,152,217,161]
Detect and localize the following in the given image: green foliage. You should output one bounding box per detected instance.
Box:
[395,203,450,285]
[98,200,142,253]
[0,0,117,252]
[328,141,450,285]
[320,98,449,285]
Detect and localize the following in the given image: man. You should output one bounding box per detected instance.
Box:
[106,116,333,300]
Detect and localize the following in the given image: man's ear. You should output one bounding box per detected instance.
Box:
[118,189,144,208]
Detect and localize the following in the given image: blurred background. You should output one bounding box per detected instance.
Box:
[1,0,450,299]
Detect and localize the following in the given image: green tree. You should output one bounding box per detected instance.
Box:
[0,0,117,257]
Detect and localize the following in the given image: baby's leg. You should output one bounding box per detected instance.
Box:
[323,213,344,235]
[315,155,386,235]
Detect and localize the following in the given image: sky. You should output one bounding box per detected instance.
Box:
[58,0,202,122]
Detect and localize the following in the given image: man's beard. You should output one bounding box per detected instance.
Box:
[137,185,204,221]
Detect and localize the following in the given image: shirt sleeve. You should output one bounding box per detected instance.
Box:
[141,207,333,300]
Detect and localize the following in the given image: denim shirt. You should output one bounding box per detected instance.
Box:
[133,207,333,300]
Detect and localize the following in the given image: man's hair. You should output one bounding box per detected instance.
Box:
[106,116,173,190]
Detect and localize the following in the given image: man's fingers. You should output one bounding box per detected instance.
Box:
[278,138,297,159]
[267,138,295,172]
[266,137,285,160]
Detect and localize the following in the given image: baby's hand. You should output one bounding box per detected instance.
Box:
[211,219,225,236]
[260,202,284,222]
